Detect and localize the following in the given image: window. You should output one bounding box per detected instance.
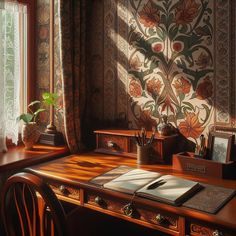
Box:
[0,0,35,151]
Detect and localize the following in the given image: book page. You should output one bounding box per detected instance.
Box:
[90,165,134,186]
[137,175,200,205]
[103,169,161,194]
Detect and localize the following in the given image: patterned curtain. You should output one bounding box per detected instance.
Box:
[58,0,86,153]
[0,2,27,152]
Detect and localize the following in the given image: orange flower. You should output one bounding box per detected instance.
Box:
[175,0,200,25]
[173,77,191,95]
[139,1,160,28]
[179,112,204,139]
[196,76,213,100]
[146,78,162,96]
[129,78,142,98]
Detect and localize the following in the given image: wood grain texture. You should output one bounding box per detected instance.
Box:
[0,145,69,172]
[26,152,236,234]
[95,129,178,163]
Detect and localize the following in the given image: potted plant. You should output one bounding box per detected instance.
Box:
[17,92,58,149]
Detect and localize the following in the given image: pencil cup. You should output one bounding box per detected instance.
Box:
[137,145,150,164]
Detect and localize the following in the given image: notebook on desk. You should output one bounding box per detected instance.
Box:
[103,168,202,206]
[103,168,161,194]
[90,166,236,212]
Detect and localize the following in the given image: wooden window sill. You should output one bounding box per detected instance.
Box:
[0,144,70,172]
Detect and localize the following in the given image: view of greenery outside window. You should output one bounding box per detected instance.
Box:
[0,1,27,152]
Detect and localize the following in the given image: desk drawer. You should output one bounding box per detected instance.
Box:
[188,221,236,236]
[49,182,80,201]
[85,191,179,233]
[95,130,178,163]
[137,206,178,231]
[85,191,129,214]
[97,134,128,153]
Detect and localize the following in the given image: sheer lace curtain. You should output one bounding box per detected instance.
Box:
[0,1,27,152]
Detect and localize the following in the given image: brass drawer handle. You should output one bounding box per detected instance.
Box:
[94,196,107,208]
[123,203,135,217]
[59,185,68,195]
[212,230,223,236]
[107,140,116,148]
[155,213,166,224]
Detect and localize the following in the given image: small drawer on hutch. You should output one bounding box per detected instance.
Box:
[94,130,178,163]
[187,221,236,236]
[96,134,128,153]
[49,182,80,201]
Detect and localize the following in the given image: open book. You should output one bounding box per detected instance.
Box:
[103,168,202,206]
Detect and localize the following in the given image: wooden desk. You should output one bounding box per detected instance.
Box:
[0,144,69,172]
[27,152,236,236]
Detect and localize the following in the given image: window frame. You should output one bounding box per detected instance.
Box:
[17,0,36,104]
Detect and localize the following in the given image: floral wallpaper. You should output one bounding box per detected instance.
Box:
[88,0,235,149]
[36,0,235,149]
[128,0,214,146]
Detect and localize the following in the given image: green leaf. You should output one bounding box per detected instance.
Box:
[143,100,155,110]
[178,93,185,101]
[146,37,162,45]
[156,27,165,41]
[16,113,33,123]
[169,25,178,40]
[201,104,211,124]
[148,28,155,36]
[176,111,185,120]
[195,26,211,37]
[160,14,167,27]
[190,92,197,99]
[167,13,174,26]
[179,24,188,34]
[150,58,159,71]
[42,92,58,106]
[182,101,195,111]
[175,33,203,51]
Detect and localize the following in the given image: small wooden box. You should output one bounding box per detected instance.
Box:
[173,152,236,179]
[94,129,178,163]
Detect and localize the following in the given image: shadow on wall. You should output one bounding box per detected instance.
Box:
[81,0,220,153]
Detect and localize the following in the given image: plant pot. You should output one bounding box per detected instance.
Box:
[22,122,40,150]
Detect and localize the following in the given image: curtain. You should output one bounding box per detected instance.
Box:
[58,0,86,153]
[0,2,27,152]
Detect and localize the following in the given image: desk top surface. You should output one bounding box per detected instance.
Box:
[0,145,69,172]
[27,152,236,230]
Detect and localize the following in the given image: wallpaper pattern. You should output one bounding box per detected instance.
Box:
[36,0,64,132]
[128,0,214,144]
[36,0,235,148]
[89,0,235,148]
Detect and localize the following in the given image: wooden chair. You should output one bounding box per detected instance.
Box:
[1,172,66,236]
[1,172,173,236]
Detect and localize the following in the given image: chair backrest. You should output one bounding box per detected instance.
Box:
[1,172,66,236]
